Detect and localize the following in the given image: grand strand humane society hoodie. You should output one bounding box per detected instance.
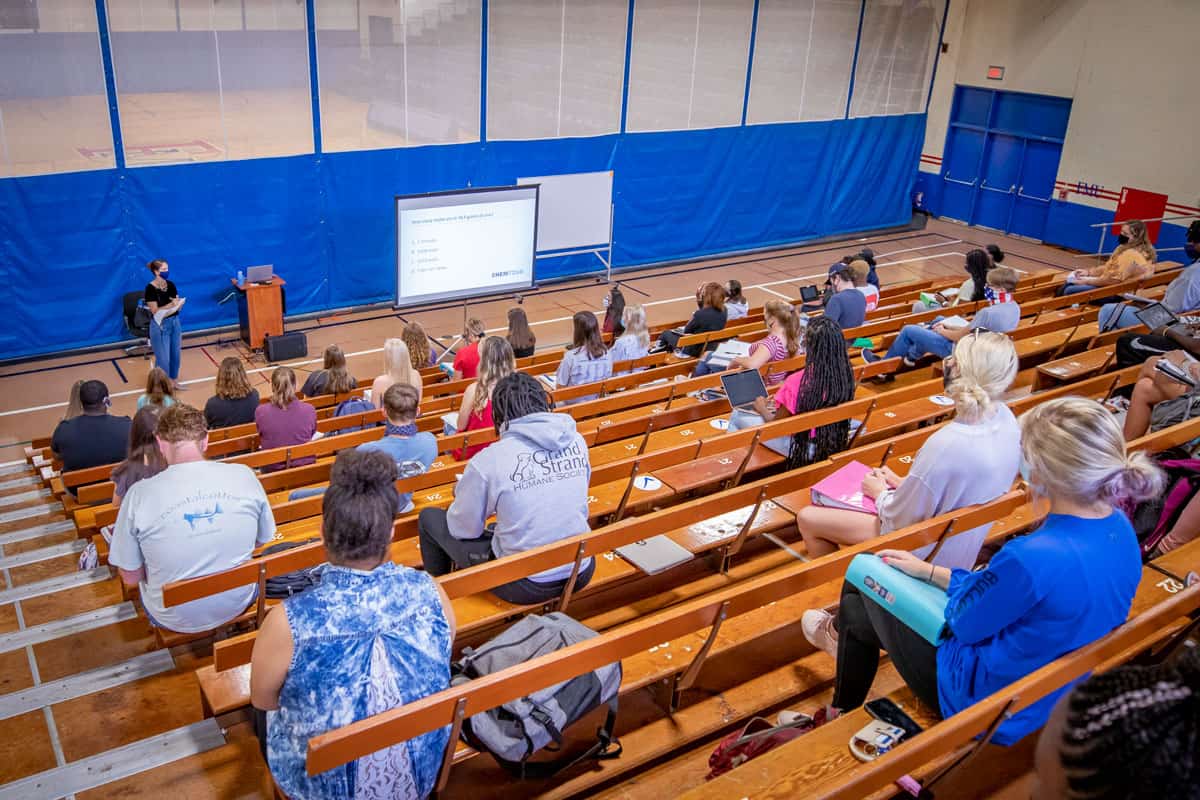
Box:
[445,411,593,583]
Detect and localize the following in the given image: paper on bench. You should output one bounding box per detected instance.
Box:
[688,500,780,546]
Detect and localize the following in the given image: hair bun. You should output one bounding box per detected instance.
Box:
[1098,450,1165,505]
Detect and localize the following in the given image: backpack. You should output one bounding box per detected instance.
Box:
[451,612,622,778]
[1126,448,1200,559]
[256,538,325,598]
[334,397,378,432]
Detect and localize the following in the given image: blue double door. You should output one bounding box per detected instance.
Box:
[940,87,1071,241]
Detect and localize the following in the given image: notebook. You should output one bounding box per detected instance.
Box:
[845,553,949,645]
[936,315,969,329]
[705,339,753,369]
[441,412,459,435]
[719,369,768,411]
[809,461,878,515]
[615,536,695,575]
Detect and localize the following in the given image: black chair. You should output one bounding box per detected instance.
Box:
[123,291,152,358]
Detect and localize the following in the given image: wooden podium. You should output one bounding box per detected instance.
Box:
[233,277,285,349]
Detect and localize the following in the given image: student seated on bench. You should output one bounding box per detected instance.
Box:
[204,357,260,429]
[694,299,801,381]
[732,316,854,461]
[555,311,612,403]
[1100,220,1200,331]
[914,248,992,312]
[800,332,1021,655]
[454,336,514,460]
[417,372,595,605]
[301,344,357,398]
[862,267,1020,368]
[1033,645,1200,799]
[804,397,1162,745]
[848,259,880,312]
[51,379,131,474]
[660,282,728,358]
[822,266,867,330]
[1123,350,1200,441]
[252,449,456,800]
[111,406,166,508]
[1060,219,1156,296]
[109,404,276,633]
[255,367,318,472]
[371,337,423,407]
[609,304,651,373]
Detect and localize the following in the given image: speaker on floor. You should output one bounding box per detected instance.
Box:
[263,331,307,362]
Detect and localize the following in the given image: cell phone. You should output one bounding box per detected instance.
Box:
[1155,359,1197,389]
[865,697,923,740]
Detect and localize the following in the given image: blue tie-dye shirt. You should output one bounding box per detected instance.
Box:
[268,562,452,799]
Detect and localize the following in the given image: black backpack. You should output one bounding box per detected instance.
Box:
[255,538,325,598]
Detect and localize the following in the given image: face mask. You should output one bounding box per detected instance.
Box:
[1185,242,1199,262]
[602,295,611,309]
[1116,234,1130,246]
[158,270,169,281]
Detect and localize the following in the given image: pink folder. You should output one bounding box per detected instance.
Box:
[810,460,879,515]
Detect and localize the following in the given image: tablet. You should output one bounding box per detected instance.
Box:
[1134,302,1177,331]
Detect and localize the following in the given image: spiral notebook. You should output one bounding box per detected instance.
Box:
[845,553,949,645]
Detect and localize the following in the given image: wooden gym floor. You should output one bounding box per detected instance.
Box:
[0,218,1082,798]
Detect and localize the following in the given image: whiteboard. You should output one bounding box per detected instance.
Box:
[517,171,613,252]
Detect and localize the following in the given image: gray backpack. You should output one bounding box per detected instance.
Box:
[451,612,622,778]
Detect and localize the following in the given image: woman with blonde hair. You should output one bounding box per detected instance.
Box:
[255,366,318,470]
[812,397,1161,746]
[695,299,801,383]
[301,345,357,397]
[798,331,1023,655]
[1062,219,1157,295]
[610,304,650,374]
[401,321,434,370]
[137,367,176,410]
[204,357,260,428]
[370,338,421,408]
[454,336,514,460]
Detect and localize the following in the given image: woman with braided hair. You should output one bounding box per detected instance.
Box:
[1034,646,1200,799]
[418,372,595,605]
[738,316,854,462]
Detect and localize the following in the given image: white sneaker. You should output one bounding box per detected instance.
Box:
[802,608,839,658]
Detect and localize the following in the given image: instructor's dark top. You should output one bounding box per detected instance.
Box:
[144,280,178,309]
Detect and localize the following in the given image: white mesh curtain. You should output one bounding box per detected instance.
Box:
[625,0,754,133]
[487,0,627,141]
[0,3,114,177]
[849,0,943,118]
[745,0,860,124]
[315,0,482,152]
[106,0,313,166]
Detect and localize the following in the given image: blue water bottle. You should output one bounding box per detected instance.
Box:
[236,269,245,285]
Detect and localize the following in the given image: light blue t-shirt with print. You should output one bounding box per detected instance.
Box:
[358,432,438,510]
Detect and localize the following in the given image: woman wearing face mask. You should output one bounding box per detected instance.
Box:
[144,259,185,389]
[786,397,1161,748]
[1060,220,1156,296]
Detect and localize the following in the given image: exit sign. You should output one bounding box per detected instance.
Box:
[986,66,1005,80]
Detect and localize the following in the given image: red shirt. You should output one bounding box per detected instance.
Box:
[453,401,495,460]
[453,341,481,380]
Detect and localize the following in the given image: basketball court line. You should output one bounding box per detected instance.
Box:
[0,249,972,418]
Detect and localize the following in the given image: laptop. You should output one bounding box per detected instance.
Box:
[615,536,694,575]
[800,284,821,302]
[246,264,275,284]
[719,368,768,412]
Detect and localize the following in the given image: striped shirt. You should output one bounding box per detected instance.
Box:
[751,334,791,386]
[556,347,614,403]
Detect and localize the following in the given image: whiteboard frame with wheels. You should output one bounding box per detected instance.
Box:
[517,171,615,282]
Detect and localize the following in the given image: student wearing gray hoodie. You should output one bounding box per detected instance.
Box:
[417,372,596,605]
